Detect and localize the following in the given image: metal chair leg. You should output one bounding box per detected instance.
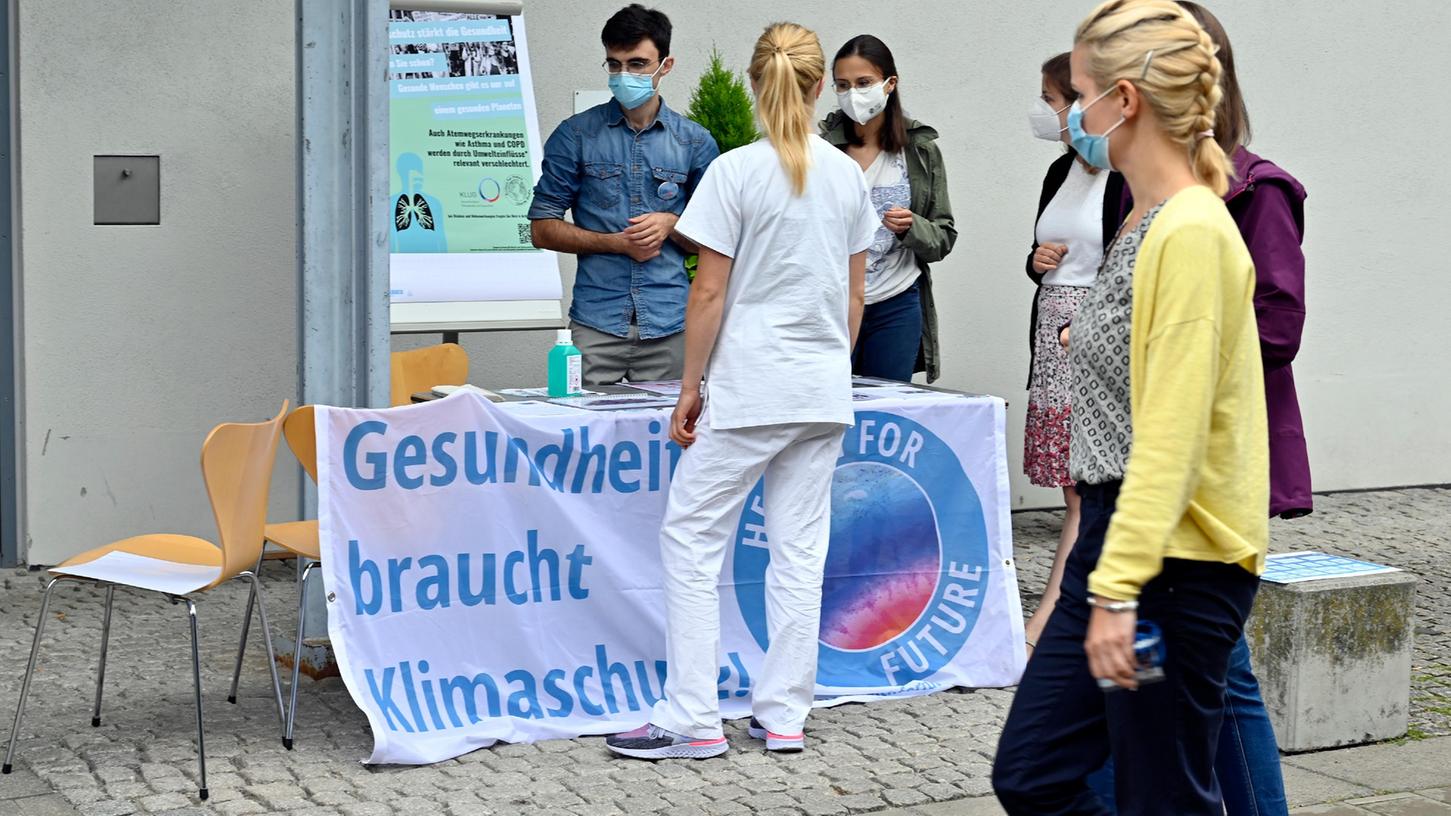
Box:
[285,560,318,750]
[184,598,208,801]
[227,552,265,704]
[91,585,116,727]
[236,572,287,740]
[4,577,70,775]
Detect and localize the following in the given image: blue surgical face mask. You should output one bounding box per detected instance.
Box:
[1067,86,1127,171]
[608,63,663,110]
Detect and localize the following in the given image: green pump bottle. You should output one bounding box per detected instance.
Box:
[547,329,583,397]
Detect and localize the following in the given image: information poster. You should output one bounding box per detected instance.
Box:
[388,10,560,305]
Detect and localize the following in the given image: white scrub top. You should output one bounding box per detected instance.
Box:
[676,135,879,430]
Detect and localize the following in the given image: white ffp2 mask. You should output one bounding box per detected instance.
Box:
[1030,97,1070,141]
[837,82,890,125]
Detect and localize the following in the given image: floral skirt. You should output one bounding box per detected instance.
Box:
[1024,285,1091,488]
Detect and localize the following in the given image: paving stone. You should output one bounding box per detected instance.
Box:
[311,789,360,806]
[1351,793,1451,815]
[243,781,311,811]
[212,801,268,816]
[882,787,931,807]
[0,766,55,798]
[1283,764,1377,808]
[339,805,394,816]
[567,804,622,816]
[911,797,1008,815]
[446,804,498,816]
[76,800,136,816]
[136,792,192,812]
[793,792,850,816]
[4,794,85,816]
[1285,736,1451,792]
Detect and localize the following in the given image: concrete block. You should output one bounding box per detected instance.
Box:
[1248,570,1417,752]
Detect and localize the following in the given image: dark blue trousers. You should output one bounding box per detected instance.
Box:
[992,482,1260,815]
[1089,634,1290,815]
[852,279,922,381]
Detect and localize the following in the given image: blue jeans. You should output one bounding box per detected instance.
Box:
[853,279,922,381]
[1087,631,1289,815]
[993,482,1260,815]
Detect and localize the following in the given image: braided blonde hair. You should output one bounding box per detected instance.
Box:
[1076,0,1232,195]
[749,23,824,196]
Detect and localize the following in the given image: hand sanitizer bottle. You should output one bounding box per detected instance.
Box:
[547,329,583,397]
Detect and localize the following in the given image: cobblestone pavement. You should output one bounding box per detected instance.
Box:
[0,487,1445,816]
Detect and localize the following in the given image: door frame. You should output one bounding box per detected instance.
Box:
[1,0,21,568]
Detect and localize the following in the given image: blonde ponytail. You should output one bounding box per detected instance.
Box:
[1076,0,1233,195]
[1186,21,1230,195]
[749,23,823,196]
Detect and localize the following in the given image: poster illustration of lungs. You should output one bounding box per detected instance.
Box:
[387,9,559,304]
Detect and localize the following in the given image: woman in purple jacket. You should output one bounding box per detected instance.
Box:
[1093,3,1311,813]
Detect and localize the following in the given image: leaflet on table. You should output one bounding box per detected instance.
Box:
[498,387,601,398]
[494,400,590,417]
[852,386,953,401]
[1261,551,1401,584]
[620,380,683,397]
[546,393,677,411]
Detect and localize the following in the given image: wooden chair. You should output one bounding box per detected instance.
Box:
[389,342,468,406]
[226,405,318,750]
[3,403,290,801]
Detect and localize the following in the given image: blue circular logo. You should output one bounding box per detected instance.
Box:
[478,177,501,203]
[733,412,991,688]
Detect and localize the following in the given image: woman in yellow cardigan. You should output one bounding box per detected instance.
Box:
[993,1,1269,813]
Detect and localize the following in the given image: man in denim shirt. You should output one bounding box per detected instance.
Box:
[529,5,719,385]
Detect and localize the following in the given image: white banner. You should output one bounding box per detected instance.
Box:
[317,391,1024,765]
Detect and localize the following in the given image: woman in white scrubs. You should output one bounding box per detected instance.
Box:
[605,21,878,761]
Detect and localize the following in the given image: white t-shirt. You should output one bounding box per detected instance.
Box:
[862,150,920,304]
[676,135,879,430]
[1036,160,1111,288]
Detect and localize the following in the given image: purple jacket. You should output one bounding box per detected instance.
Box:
[1123,149,1313,517]
[1230,150,1312,517]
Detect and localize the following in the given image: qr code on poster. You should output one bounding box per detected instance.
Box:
[518,222,533,246]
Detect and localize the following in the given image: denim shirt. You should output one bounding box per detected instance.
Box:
[528,98,719,339]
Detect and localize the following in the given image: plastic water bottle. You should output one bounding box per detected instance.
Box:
[547,329,583,398]
[1098,620,1167,692]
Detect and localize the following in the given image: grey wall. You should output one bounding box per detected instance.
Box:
[446,0,1451,510]
[18,0,299,564]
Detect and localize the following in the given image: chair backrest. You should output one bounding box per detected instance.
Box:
[200,401,289,585]
[283,405,318,484]
[390,342,469,406]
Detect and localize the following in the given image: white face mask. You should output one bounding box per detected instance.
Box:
[1030,97,1070,141]
[837,81,890,125]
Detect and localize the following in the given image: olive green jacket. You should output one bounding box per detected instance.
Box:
[820,111,958,382]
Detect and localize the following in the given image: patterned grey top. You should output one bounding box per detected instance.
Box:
[1068,203,1165,484]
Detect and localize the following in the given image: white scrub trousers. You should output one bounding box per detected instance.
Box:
[650,420,847,740]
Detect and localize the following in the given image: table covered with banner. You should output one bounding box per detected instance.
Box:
[315,384,1026,765]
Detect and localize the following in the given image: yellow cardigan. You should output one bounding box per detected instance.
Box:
[1087,185,1270,602]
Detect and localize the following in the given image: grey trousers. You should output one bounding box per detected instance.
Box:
[571,321,685,386]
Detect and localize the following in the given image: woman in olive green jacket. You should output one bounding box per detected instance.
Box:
[821,35,957,383]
